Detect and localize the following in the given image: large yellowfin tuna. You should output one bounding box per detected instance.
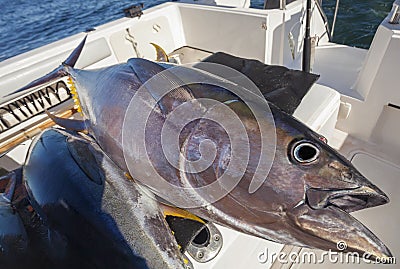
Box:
[11,37,392,261]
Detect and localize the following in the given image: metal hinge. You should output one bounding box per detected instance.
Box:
[123,3,144,19]
[389,1,400,24]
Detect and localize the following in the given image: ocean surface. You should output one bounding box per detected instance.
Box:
[0,0,394,62]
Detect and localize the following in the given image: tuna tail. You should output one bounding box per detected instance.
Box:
[5,36,88,97]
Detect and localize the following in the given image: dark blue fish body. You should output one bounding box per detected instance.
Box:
[16,128,186,269]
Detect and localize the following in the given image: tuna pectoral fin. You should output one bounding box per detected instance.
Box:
[289,205,392,261]
[128,58,200,116]
[150,43,169,62]
[45,110,88,132]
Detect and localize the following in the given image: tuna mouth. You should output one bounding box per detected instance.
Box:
[289,204,393,261]
[306,186,389,212]
[293,175,393,261]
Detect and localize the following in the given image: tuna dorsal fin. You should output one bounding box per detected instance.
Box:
[150,43,169,62]
[45,110,88,132]
[6,36,88,97]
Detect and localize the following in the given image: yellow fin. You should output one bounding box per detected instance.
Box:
[150,43,169,62]
[160,204,205,224]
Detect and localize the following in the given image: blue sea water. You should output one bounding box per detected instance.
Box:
[0,0,394,62]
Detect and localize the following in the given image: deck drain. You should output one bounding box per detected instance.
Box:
[186,223,222,263]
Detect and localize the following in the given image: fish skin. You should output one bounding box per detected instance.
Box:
[16,38,393,260]
[23,128,187,269]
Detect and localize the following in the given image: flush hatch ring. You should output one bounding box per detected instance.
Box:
[186,222,223,263]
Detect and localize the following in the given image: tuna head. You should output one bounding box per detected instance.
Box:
[183,99,391,260]
[271,106,391,258]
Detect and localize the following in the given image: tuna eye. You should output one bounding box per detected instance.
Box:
[292,141,320,164]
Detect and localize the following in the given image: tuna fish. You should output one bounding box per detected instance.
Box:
[11,36,393,262]
[23,128,189,269]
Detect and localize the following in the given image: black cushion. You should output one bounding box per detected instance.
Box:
[202,52,319,115]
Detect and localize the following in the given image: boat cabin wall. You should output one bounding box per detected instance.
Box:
[110,4,271,63]
[171,1,328,67]
[265,0,329,68]
[335,5,400,155]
